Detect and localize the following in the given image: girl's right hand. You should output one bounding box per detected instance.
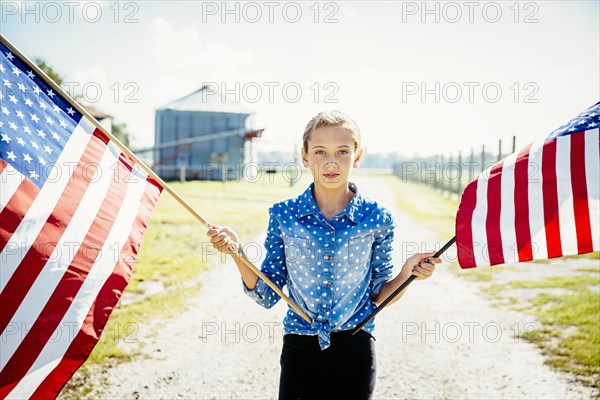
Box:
[207,224,240,255]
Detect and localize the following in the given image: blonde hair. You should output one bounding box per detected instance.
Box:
[302,110,361,153]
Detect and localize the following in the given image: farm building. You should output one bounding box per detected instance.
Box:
[152,85,263,181]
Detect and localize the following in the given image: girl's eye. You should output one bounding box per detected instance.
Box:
[339,150,349,155]
[315,151,325,155]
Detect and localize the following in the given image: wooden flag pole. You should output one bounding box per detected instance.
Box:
[352,236,456,335]
[0,34,313,324]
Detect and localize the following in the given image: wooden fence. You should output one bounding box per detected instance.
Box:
[393,136,517,195]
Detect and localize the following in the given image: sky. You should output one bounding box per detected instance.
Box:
[2,1,599,157]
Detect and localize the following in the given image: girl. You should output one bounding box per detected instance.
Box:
[207,111,439,399]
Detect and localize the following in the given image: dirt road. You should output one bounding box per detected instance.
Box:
[81,176,594,399]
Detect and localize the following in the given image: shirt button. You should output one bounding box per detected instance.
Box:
[325,281,332,288]
[328,229,334,234]
[324,255,333,261]
[324,307,329,313]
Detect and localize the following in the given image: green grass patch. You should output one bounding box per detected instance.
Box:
[565,251,600,261]
[379,176,458,238]
[501,274,600,392]
[528,292,560,308]
[518,290,600,391]
[509,275,599,291]
[482,283,505,299]
[460,265,506,282]
[530,252,600,265]
[576,265,600,274]
[88,284,200,365]
[519,326,551,344]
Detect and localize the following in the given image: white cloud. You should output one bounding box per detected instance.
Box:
[66,65,110,107]
[144,16,259,120]
[340,4,359,21]
[149,17,255,77]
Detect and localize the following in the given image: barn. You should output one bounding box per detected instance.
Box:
[153,85,262,181]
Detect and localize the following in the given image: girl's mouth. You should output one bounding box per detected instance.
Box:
[323,173,340,179]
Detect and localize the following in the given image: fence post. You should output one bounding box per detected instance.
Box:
[447,153,453,196]
[457,151,463,194]
[435,155,440,189]
[439,154,445,192]
[497,139,502,161]
[480,145,485,172]
[512,135,516,153]
[179,166,186,183]
[469,148,475,183]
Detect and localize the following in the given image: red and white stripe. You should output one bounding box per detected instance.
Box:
[0,117,162,398]
[456,128,599,268]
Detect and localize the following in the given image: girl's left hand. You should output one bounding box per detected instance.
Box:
[401,252,442,280]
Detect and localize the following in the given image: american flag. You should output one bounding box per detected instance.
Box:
[456,102,600,268]
[0,39,162,398]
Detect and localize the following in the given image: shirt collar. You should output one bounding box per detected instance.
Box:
[296,181,363,224]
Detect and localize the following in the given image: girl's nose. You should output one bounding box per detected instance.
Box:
[324,161,337,170]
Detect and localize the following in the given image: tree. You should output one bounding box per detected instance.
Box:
[34,58,63,86]
[111,120,130,147]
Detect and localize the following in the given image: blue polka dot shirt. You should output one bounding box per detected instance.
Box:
[242,181,396,350]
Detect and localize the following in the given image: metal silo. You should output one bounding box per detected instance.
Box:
[153,85,261,181]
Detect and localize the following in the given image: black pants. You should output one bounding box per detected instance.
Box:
[278,330,377,400]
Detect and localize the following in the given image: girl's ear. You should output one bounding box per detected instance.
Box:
[353,148,363,168]
[301,147,309,167]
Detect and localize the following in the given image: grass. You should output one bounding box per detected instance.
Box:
[383,174,600,394]
[576,266,600,273]
[564,252,600,260]
[517,290,600,390]
[380,175,458,238]
[508,275,599,290]
[461,265,519,282]
[531,251,600,265]
[59,172,313,399]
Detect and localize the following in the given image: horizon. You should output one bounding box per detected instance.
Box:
[2,1,598,157]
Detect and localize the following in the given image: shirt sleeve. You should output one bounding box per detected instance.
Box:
[369,210,396,299]
[242,206,288,309]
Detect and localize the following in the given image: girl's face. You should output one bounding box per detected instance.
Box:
[301,125,363,190]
